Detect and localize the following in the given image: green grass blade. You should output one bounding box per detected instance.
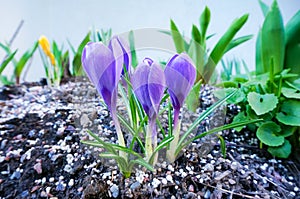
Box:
[224,35,253,53]
[176,89,238,154]
[130,158,154,172]
[15,41,38,77]
[129,30,138,68]
[0,50,17,75]
[177,119,262,156]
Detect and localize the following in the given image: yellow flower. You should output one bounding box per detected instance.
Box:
[38,35,56,66]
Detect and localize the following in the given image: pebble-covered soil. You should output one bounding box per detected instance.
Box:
[0,78,299,199]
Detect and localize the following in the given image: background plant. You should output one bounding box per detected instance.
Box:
[165,6,252,111]
[0,41,38,85]
[215,0,300,159]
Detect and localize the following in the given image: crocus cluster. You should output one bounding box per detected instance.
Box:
[82,34,196,168]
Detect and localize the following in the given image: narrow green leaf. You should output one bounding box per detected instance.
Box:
[0,50,17,74]
[216,134,226,158]
[170,19,186,53]
[176,89,238,154]
[178,119,262,156]
[15,41,38,77]
[258,0,269,17]
[130,159,154,172]
[205,14,249,81]
[224,35,253,53]
[200,6,211,42]
[129,30,138,68]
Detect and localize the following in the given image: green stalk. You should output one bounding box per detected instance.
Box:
[111,112,127,161]
[145,118,156,164]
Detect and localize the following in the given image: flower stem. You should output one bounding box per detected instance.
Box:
[111,112,127,160]
[167,108,181,163]
[146,118,156,164]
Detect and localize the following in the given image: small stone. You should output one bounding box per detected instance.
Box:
[34,162,42,174]
[167,164,174,172]
[10,170,21,180]
[152,178,161,188]
[110,184,119,198]
[230,162,238,170]
[294,186,299,192]
[188,184,194,192]
[203,163,214,172]
[21,190,29,198]
[68,179,74,187]
[215,170,231,181]
[204,189,211,199]
[49,177,55,183]
[228,179,236,185]
[130,182,141,190]
[166,174,173,183]
[161,178,168,185]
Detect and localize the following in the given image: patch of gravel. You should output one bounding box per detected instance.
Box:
[0,78,299,199]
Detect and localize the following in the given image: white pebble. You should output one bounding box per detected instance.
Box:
[166,175,173,183]
[167,165,174,172]
[68,179,74,187]
[161,178,168,185]
[49,177,55,183]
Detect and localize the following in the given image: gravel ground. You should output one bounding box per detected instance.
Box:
[0,78,299,199]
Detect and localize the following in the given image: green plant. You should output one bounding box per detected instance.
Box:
[166,6,252,111]
[80,36,260,177]
[215,0,300,159]
[0,41,38,85]
[256,0,300,76]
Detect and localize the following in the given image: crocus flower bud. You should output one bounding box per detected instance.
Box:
[132,58,165,120]
[38,35,56,66]
[108,36,132,75]
[165,53,196,111]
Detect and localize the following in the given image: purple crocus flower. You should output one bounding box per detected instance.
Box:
[108,36,132,75]
[165,53,196,125]
[81,36,131,159]
[164,53,196,163]
[132,58,165,120]
[132,58,165,164]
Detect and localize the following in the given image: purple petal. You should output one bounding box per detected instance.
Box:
[109,36,132,75]
[165,53,196,110]
[82,42,117,110]
[132,60,165,119]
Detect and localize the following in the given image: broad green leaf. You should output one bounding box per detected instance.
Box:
[186,81,201,112]
[261,0,285,74]
[213,88,245,104]
[284,14,299,79]
[170,19,185,53]
[247,92,278,115]
[204,14,249,81]
[281,87,300,99]
[0,50,17,74]
[267,139,291,158]
[257,121,283,146]
[232,112,248,132]
[276,99,300,126]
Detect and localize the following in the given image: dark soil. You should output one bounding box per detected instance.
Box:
[0,78,299,199]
